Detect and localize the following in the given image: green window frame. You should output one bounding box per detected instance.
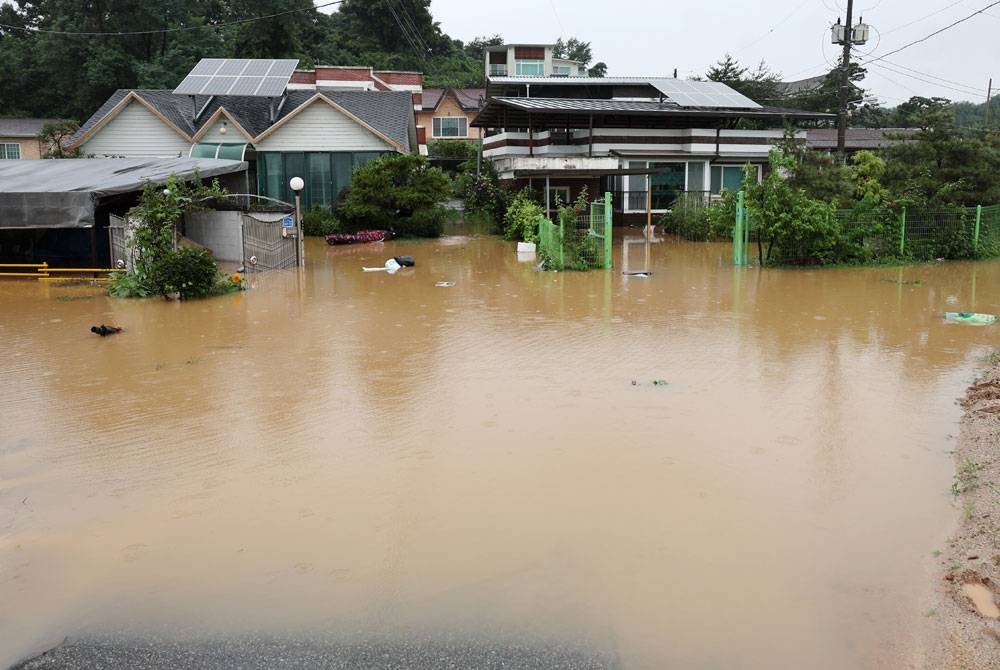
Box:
[1,143,21,159]
[432,117,467,138]
[515,60,544,76]
[257,151,392,210]
[711,165,752,194]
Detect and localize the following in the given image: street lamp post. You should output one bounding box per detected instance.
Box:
[289,176,305,267]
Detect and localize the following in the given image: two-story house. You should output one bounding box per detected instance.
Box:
[474,45,832,223]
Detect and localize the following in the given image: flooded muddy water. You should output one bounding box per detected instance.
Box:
[3,231,1000,668]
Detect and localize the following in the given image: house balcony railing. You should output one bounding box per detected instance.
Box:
[489,64,508,76]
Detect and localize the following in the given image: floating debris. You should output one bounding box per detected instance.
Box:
[881,277,924,285]
[945,312,997,326]
[435,281,455,287]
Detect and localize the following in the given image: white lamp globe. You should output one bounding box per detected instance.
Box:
[289,177,305,192]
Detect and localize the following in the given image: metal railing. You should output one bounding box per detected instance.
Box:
[537,192,613,271]
[732,195,1000,265]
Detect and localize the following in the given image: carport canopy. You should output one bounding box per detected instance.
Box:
[0,157,248,229]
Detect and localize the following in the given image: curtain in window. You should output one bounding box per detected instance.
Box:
[307,153,332,210]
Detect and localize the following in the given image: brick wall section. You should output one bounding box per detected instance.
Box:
[290,71,316,84]
[375,72,422,86]
[316,67,372,82]
[0,136,43,159]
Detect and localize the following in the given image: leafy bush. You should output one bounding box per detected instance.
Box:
[302,207,340,236]
[150,248,219,299]
[336,153,451,238]
[456,157,512,231]
[107,271,152,298]
[428,140,477,160]
[661,193,720,241]
[401,207,451,238]
[503,189,544,242]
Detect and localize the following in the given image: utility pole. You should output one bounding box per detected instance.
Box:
[987,78,993,128]
[836,0,855,158]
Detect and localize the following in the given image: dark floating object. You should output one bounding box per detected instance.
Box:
[393,255,415,267]
[91,324,123,336]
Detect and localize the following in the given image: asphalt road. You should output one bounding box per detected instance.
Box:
[11,636,618,669]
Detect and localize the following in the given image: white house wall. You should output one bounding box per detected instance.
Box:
[254,102,392,152]
[483,128,793,159]
[198,117,250,144]
[80,101,191,158]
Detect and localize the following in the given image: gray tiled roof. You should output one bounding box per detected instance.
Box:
[0,118,65,137]
[70,89,413,151]
[423,88,485,112]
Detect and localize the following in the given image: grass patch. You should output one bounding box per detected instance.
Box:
[953,460,983,496]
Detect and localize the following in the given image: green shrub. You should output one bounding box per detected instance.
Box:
[661,193,715,240]
[336,154,450,237]
[302,207,340,236]
[150,248,219,299]
[503,189,544,242]
[107,271,153,298]
[399,207,450,238]
[428,140,477,160]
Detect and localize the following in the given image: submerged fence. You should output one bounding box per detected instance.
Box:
[537,192,613,271]
[734,196,1000,266]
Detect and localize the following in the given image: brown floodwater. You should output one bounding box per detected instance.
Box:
[2,230,1000,668]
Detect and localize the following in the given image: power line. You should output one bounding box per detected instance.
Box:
[876,57,984,94]
[862,0,1000,65]
[383,0,425,63]
[0,0,344,36]
[733,0,812,54]
[868,61,983,96]
[881,0,966,35]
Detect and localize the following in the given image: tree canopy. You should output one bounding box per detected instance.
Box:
[0,0,610,121]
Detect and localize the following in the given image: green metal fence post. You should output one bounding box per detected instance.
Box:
[603,192,613,270]
[898,206,906,256]
[734,191,745,266]
[559,215,565,270]
[743,206,750,266]
[974,204,982,254]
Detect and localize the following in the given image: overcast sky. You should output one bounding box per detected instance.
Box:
[429,0,999,106]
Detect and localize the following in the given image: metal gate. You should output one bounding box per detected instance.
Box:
[108,214,134,271]
[241,213,298,272]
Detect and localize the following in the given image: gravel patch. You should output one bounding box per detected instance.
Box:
[930,361,1000,669]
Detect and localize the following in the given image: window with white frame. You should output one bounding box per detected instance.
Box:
[1,143,21,159]
[432,117,468,138]
[711,165,756,194]
[515,60,544,76]
[552,65,571,76]
[489,63,508,76]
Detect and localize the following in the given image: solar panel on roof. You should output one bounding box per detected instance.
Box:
[650,78,761,109]
[173,58,299,97]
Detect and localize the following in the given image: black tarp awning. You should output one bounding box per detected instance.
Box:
[0,158,248,229]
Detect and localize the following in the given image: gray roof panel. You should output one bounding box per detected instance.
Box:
[0,118,64,137]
